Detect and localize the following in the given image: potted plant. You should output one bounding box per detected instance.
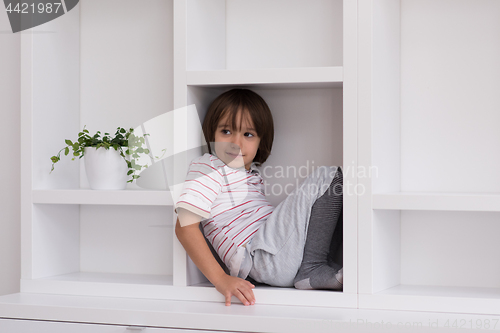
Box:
[50,126,150,190]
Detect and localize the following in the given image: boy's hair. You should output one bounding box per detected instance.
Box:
[202,88,274,165]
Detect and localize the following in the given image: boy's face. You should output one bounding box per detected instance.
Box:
[214,110,260,170]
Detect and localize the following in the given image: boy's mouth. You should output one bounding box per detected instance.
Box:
[226,152,243,158]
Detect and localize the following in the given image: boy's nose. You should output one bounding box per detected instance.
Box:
[230,136,242,150]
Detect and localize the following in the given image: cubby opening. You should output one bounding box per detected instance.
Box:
[184,84,344,292]
[372,0,500,194]
[373,209,500,296]
[31,204,174,288]
[31,0,173,191]
[186,0,343,71]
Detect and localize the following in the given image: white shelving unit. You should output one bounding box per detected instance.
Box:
[16,0,358,310]
[358,0,500,315]
[7,0,500,331]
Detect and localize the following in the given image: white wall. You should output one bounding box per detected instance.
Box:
[0,8,21,295]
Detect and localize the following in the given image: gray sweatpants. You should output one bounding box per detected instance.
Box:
[246,165,340,287]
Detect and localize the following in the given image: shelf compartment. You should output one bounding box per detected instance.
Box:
[373,192,500,212]
[33,189,173,206]
[359,285,500,315]
[367,0,500,194]
[363,209,500,314]
[187,0,343,71]
[28,205,174,291]
[186,67,343,89]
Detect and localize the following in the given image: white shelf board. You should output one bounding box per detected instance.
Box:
[2,293,500,332]
[373,192,500,212]
[21,274,356,308]
[32,189,173,206]
[186,67,343,89]
[38,272,173,285]
[192,281,354,308]
[21,273,181,301]
[359,284,500,315]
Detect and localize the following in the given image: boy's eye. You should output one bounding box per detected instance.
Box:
[245,132,255,138]
[221,129,231,135]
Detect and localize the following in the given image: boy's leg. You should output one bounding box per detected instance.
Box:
[293,167,343,290]
[247,166,339,287]
[327,211,343,268]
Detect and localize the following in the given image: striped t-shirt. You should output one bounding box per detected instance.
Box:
[175,153,274,275]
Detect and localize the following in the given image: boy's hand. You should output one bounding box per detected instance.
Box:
[175,217,255,306]
[214,275,256,306]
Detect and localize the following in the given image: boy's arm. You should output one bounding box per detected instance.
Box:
[175,209,255,306]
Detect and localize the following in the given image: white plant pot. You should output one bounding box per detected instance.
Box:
[84,147,129,190]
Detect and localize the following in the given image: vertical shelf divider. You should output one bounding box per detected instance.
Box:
[20,31,34,282]
[343,0,358,296]
[172,0,188,287]
[357,0,374,295]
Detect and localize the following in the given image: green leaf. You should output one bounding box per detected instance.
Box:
[65,139,73,146]
[120,128,126,133]
[127,170,134,175]
[64,147,69,156]
[83,129,89,133]
[50,156,59,163]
